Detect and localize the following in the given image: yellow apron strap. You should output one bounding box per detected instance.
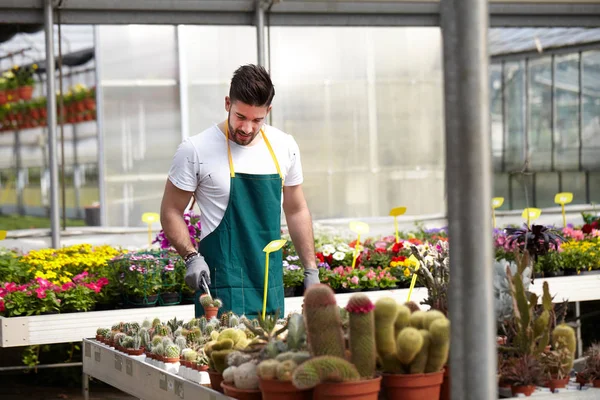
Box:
[261,129,284,187]
[225,122,235,178]
[225,121,283,186]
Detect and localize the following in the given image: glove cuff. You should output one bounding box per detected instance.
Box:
[304,268,319,277]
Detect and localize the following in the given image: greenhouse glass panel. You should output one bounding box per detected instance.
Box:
[504,61,526,171]
[534,172,560,209]
[490,63,504,171]
[510,172,535,211]
[560,172,587,205]
[582,51,600,170]
[527,57,552,171]
[555,53,581,171]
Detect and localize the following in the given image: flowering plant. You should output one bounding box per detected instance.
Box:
[283,255,304,288]
[409,240,450,315]
[154,210,202,250]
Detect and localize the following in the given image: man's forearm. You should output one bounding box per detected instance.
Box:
[286,209,317,269]
[161,209,197,258]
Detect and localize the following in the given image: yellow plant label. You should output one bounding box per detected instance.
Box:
[263,239,287,253]
[0,230,6,240]
[389,207,407,217]
[522,208,542,221]
[142,212,160,224]
[349,221,370,235]
[492,197,504,209]
[554,192,573,205]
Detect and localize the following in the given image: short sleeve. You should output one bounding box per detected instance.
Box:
[284,135,304,187]
[168,139,200,192]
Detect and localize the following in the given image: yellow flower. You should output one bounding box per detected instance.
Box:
[403,268,411,277]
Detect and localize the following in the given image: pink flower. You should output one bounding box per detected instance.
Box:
[61,282,76,291]
[84,283,101,294]
[35,287,47,299]
[350,276,359,285]
[0,300,5,312]
[164,264,175,272]
[73,271,89,282]
[35,278,53,288]
[4,282,18,293]
[366,270,376,280]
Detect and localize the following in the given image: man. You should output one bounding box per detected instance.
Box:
[160,64,319,317]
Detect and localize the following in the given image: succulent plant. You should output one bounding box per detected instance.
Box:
[206,339,235,373]
[155,324,171,338]
[142,318,152,329]
[175,336,187,351]
[257,359,279,380]
[151,335,163,347]
[292,356,360,390]
[183,349,198,362]
[232,361,259,390]
[303,284,345,358]
[139,328,151,348]
[540,324,577,380]
[229,315,240,328]
[285,313,307,352]
[345,293,376,378]
[199,294,222,309]
[275,351,311,365]
[132,334,142,350]
[152,318,161,328]
[374,297,451,374]
[165,344,180,359]
[153,343,165,357]
[501,354,544,387]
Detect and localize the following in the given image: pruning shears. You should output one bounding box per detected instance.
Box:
[200,274,211,299]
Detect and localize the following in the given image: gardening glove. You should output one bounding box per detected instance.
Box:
[303,268,320,290]
[185,253,211,290]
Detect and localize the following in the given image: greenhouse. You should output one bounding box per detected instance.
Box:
[1,1,600,400]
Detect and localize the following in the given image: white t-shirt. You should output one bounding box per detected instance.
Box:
[168,124,303,240]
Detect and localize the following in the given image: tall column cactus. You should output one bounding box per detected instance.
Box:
[303,284,345,358]
[346,293,376,378]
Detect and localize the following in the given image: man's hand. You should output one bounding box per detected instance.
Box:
[185,254,211,290]
[303,268,320,289]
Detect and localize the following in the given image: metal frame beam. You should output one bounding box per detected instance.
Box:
[2,1,600,27]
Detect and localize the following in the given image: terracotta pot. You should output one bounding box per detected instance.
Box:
[204,306,219,319]
[18,85,33,101]
[258,378,312,400]
[313,376,381,400]
[382,371,443,400]
[6,89,19,102]
[40,108,47,118]
[84,98,96,110]
[95,335,103,342]
[594,380,600,388]
[198,365,209,372]
[546,377,569,392]
[164,356,179,363]
[0,91,7,104]
[127,348,145,356]
[511,385,536,396]
[440,366,450,400]
[221,383,262,400]
[208,370,224,393]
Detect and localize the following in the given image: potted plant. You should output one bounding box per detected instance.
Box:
[500,355,544,396]
[289,285,382,400]
[199,293,222,319]
[580,343,600,387]
[539,324,576,392]
[2,69,19,102]
[373,297,450,400]
[0,78,7,104]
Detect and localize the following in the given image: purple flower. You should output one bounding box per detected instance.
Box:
[286,264,300,271]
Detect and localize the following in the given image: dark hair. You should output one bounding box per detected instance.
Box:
[229,64,275,107]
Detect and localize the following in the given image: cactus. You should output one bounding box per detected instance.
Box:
[396,327,423,365]
[424,317,451,373]
[165,344,180,359]
[175,336,187,351]
[198,316,208,333]
[221,312,230,328]
[291,356,360,390]
[229,315,240,328]
[257,359,280,380]
[114,332,126,346]
[162,337,174,351]
[223,366,237,384]
[185,328,202,345]
[121,336,134,348]
[276,351,311,365]
[217,328,249,350]
[152,318,161,328]
[422,310,445,330]
[184,350,198,362]
[155,324,171,338]
[227,351,254,367]
[409,330,431,374]
[153,343,165,357]
[151,335,163,347]
[394,305,412,335]
[139,328,150,348]
[374,297,404,373]
[174,327,183,338]
[209,339,235,373]
[232,361,259,390]
[276,360,298,381]
[132,334,142,350]
[345,293,376,378]
[286,313,307,351]
[550,324,577,374]
[205,324,214,336]
[142,318,151,329]
[303,284,345,358]
[409,310,427,330]
[214,299,223,308]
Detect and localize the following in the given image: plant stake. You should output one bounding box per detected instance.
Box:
[262,239,286,319]
[389,206,407,243]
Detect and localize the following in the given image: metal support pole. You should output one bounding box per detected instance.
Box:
[82,371,90,400]
[255,0,265,66]
[440,1,496,400]
[44,0,61,248]
[93,26,108,226]
[176,25,190,141]
[575,301,583,359]
[14,129,24,215]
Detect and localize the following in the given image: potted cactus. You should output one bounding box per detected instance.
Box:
[373,297,450,400]
[579,343,600,387]
[200,293,222,319]
[290,285,382,400]
[500,355,544,396]
[256,313,312,399]
[539,324,576,392]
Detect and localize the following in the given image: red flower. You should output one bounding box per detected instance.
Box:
[582,224,593,234]
[316,253,324,263]
[391,242,404,253]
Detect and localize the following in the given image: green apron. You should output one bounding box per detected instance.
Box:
[195,124,285,319]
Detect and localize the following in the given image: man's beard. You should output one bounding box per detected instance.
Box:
[227,113,260,146]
